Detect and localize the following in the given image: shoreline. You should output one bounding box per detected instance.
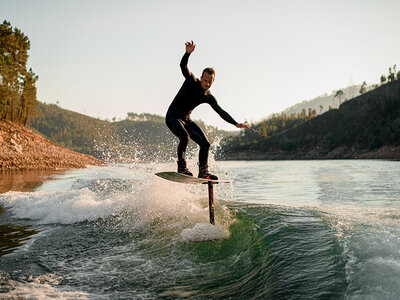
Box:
[0,169,67,194]
[220,145,400,161]
[0,120,103,173]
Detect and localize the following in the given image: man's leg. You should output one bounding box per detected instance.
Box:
[184,120,210,166]
[166,117,193,175]
[185,120,218,180]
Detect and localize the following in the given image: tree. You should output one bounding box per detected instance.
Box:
[388,66,395,82]
[310,108,317,118]
[0,20,38,124]
[334,90,345,106]
[308,108,316,117]
[359,81,367,94]
[380,75,387,84]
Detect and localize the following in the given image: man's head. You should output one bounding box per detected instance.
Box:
[200,68,215,91]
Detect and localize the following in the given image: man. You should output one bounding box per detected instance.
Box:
[166,41,249,180]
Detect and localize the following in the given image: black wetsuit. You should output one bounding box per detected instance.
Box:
[166,52,238,166]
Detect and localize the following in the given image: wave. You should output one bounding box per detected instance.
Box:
[0,163,234,232]
[0,188,124,224]
[180,222,230,242]
[0,274,89,299]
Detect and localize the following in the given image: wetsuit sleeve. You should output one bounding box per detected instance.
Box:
[207,96,238,126]
[180,52,196,80]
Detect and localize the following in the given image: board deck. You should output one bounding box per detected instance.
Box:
[155,171,230,184]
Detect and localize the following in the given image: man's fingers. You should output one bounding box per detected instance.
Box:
[237,123,251,129]
[184,41,196,53]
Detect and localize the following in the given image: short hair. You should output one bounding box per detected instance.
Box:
[202,67,215,77]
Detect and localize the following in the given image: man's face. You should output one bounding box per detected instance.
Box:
[200,73,215,91]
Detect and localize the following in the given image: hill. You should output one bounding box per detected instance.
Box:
[28,102,116,157]
[28,103,234,162]
[280,84,374,117]
[219,81,400,160]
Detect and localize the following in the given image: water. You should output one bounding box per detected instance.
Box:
[1,160,400,299]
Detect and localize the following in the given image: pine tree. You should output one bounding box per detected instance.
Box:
[359,81,367,94]
[334,90,345,105]
[0,20,38,124]
[388,66,395,82]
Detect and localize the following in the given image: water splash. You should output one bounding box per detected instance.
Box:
[0,274,89,299]
[180,222,230,242]
[0,188,124,224]
[0,161,235,234]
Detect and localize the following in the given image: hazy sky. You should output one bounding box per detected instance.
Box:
[1,0,399,130]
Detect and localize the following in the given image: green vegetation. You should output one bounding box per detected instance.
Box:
[223,109,317,151]
[28,102,116,158]
[219,80,400,159]
[28,103,234,162]
[380,65,400,84]
[0,21,38,125]
[334,89,345,105]
[359,81,367,95]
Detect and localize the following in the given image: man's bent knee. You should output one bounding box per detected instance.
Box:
[200,140,210,150]
[179,135,190,147]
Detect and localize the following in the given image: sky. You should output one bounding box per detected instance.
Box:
[1,0,400,130]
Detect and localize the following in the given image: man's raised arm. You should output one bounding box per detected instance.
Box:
[180,41,196,79]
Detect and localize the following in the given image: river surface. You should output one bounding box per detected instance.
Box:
[1,160,400,299]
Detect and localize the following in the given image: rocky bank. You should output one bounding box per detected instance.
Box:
[0,120,102,172]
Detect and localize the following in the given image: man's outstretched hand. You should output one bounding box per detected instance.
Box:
[236,123,250,129]
[185,41,196,53]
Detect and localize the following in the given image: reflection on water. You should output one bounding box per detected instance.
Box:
[0,170,65,256]
[0,170,65,194]
[0,224,38,256]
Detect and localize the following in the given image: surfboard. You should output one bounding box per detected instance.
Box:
[155,171,230,184]
[155,172,230,225]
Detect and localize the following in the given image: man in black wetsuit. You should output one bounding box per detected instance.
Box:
[166,41,249,180]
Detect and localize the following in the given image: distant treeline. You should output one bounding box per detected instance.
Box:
[0,21,38,125]
[219,81,400,159]
[231,108,318,148]
[380,64,400,85]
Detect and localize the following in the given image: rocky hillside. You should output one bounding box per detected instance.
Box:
[0,120,102,172]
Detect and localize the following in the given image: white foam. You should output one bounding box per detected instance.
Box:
[0,188,126,224]
[180,222,230,242]
[315,204,400,298]
[0,160,235,228]
[317,204,400,238]
[4,274,89,299]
